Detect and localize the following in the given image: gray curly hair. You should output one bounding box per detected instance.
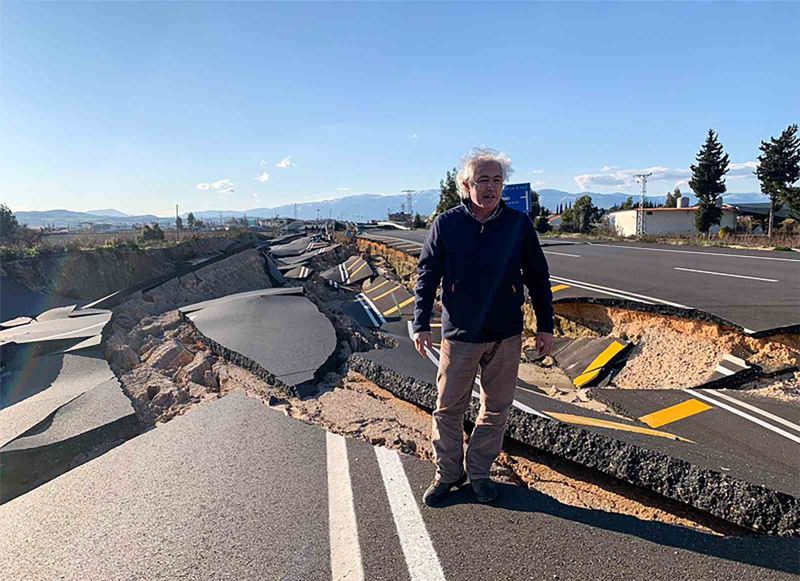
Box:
[456,147,514,198]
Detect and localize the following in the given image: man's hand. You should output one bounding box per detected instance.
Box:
[413,331,433,358]
[535,332,554,357]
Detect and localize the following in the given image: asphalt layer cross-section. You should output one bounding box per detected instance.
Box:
[0,391,797,580]
[362,230,800,333]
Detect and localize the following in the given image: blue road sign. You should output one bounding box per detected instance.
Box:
[502,183,531,213]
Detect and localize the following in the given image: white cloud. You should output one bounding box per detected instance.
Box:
[534,180,545,187]
[574,166,691,191]
[197,178,235,194]
[252,193,260,199]
[211,178,234,190]
[260,160,269,167]
[254,172,270,183]
[531,169,544,175]
[276,156,296,168]
[728,161,757,179]
[336,187,351,191]
[409,133,419,140]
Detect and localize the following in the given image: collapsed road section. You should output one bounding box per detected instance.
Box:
[355,230,800,536]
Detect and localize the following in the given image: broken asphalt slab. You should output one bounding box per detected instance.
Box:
[0,345,139,503]
[183,289,337,396]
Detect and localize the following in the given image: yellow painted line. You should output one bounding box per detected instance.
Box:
[638,399,713,428]
[363,279,392,295]
[551,284,570,293]
[546,412,694,443]
[573,341,627,388]
[372,284,402,301]
[347,260,368,281]
[430,323,442,328]
[383,296,415,316]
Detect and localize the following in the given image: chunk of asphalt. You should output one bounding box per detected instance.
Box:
[0,377,139,503]
[348,353,800,537]
[184,292,337,397]
[270,235,314,257]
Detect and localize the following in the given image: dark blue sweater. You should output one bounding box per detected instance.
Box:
[412,199,554,342]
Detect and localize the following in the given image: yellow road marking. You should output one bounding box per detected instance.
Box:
[347,260,368,281]
[383,296,415,316]
[430,323,442,328]
[372,284,402,301]
[364,279,392,295]
[573,341,627,387]
[551,284,570,293]
[546,412,694,443]
[638,399,713,428]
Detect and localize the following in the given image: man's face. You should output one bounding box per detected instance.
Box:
[466,160,504,213]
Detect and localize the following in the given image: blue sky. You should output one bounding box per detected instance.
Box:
[2,1,798,216]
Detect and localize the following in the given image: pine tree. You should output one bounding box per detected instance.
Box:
[528,189,541,221]
[689,129,729,234]
[756,124,800,235]
[434,168,460,217]
[187,212,196,230]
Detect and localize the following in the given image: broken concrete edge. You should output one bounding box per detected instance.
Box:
[0,411,139,504]
[553,297,800,339]
[90,240,259,310]
[692,365,764,391]
[176,309,336,400]
[348,353,800,537]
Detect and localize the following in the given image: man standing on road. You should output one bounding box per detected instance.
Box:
[412,148,555,506]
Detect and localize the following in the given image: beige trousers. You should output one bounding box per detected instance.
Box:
[431,334,522,482]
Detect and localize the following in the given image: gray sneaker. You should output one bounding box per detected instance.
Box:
[422,473,467,506]
[471,478,498,503]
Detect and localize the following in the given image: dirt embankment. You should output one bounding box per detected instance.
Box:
[556,303,800,393]
[2,235,254,301]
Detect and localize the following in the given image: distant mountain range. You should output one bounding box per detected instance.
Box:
[14,189,767,227]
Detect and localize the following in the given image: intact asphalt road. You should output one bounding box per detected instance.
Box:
[0,392,796,580]
[363,231,800,333]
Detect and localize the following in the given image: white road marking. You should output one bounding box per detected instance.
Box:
[714,365,736,376]
[374,446,448,581]
[356,295,380,327]
[326,432,365,581]
[359,292,388,326]
[588,242,800,262]
[551,275,693,309]
[684,389,800,444]
[723,353,749,367]
[544,251,581,258]
[703,389,800,434]
[673,267,778,283]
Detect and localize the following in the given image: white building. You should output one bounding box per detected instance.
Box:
[606,198,737,237]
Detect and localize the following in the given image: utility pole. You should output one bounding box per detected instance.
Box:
[634,173,652,237]
[175,204,179,243]
[402,189,415,218]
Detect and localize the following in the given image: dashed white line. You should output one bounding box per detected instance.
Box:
[544,251,581,258]
[588,242,800,262]
[326,432,365,581]
[374,446,448,581]
[674,267,778,283]
[684,389,800,444]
